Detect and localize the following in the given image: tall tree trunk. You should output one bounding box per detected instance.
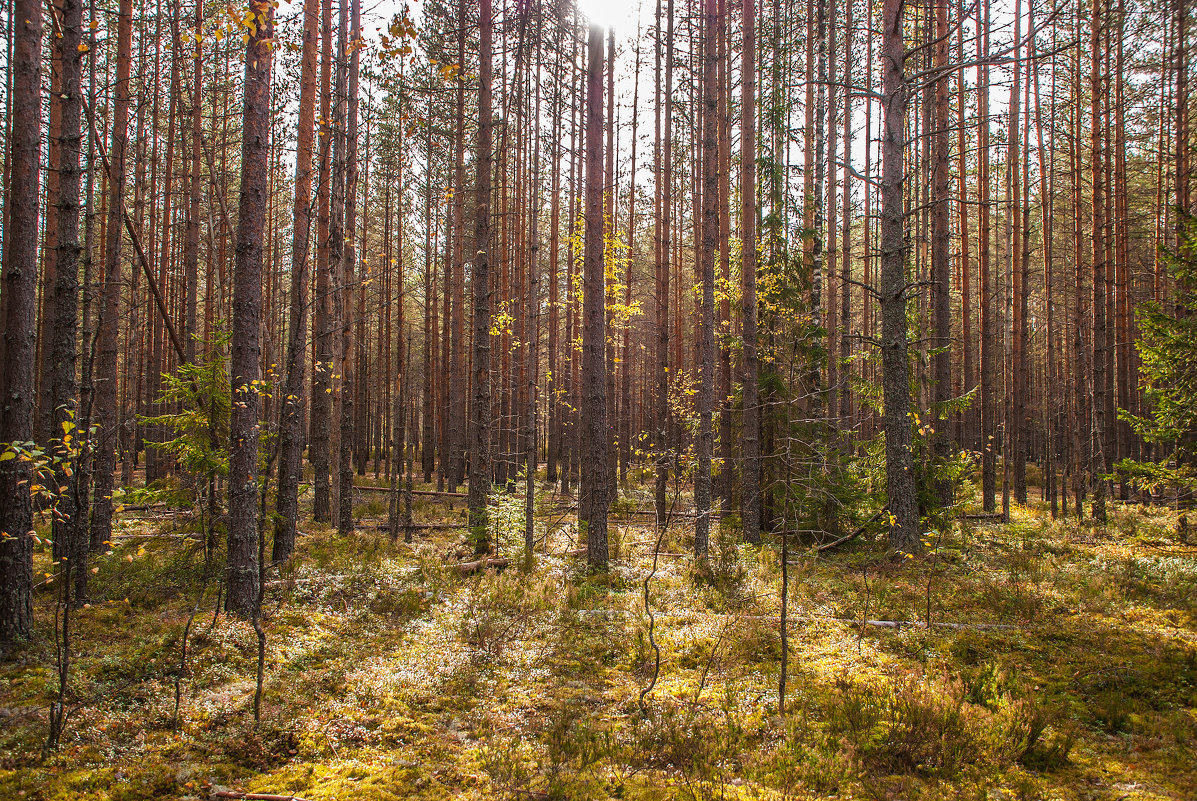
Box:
[1010,0,1027,505]
[654,0,674,527]
[694,0,719,559]
[184,0,203,363]
[275,0,320,561]
[621,42,641,489]
[546,42,563,487]
[956,0,973,450]
[978,0,996,512]
[1091,0,1109,522]
[740,0,761,545]
[931,0,953,503]
[468,0,495,548]
[0,0,42,649]
[227,0,273,617]
[880,0,920,552]
[450,0,468,491]
[50,0,87,602]
[90,0,133,552]
[581,20,610,569]
[338,0,361,536]
[310,0,334,523]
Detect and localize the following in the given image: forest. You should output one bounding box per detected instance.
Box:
[1,0,1196,796]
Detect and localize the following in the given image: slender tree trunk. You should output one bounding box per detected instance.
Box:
[423,85,437,484]
[621,43,641,489]
[694,0,719,558]
[931,0,952,502]
[1009,0,1027,505]
[0,0,42,649]
[1091,0,1109,522]
[450,0,468,491]
[979,0,996,511]
[90,0,133,552]
[880,0,920,552]
[275,0,319,560]
[956,0,973,451]
[468,0,495,547]
[338,0,361,536]
[581,20,610,569]
[227,0,273,617]
[654,0,674,527]
[547,43,563,487]
[740,0,761,545]
[310,0,334,523]
[50,0,87,602]
[184,0,203,363]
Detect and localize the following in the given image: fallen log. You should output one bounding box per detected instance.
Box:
[453,556,510,575]
[213,792,310,801]
[298,481,467,499]
[741,614,1016,632]
[354,486,468,498]
[358,521,462,531]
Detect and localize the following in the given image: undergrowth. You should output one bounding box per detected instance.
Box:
[0,493,1193,800]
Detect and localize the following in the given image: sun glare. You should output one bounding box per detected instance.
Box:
[575,0,644,31]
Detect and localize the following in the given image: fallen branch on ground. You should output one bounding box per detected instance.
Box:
[741,614,1016,632]
[815,506,891,553]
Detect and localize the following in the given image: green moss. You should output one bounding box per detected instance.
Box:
[3,500,1195,800]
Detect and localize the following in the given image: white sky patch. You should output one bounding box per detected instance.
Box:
[576,0,646,32]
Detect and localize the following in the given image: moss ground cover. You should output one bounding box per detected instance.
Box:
[2,486,1194,800]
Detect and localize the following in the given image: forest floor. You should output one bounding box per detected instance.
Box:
[1,479,1195,800]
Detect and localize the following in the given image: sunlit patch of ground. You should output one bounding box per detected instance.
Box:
[1,481,1195,799]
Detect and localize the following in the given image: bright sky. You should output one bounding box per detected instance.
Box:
[371,0,646,36]
[575,0,646,31]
